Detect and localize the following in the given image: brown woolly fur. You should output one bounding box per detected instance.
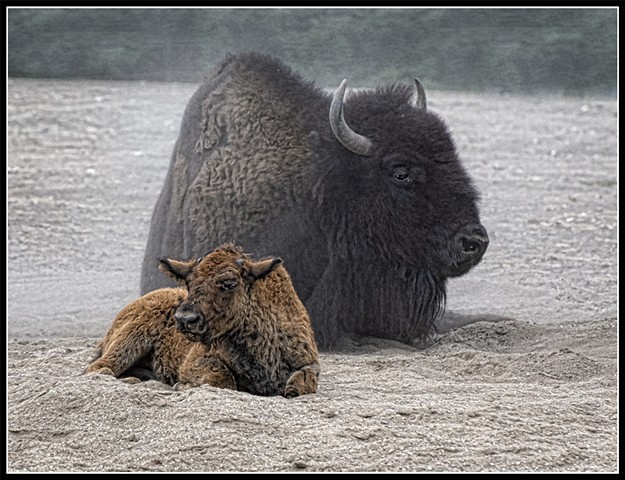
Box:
[86,243,319,397]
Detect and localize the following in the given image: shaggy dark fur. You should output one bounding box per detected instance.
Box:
[141,52,488,349]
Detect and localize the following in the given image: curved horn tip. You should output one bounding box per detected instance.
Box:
[335,79,348,97]
[329,79,373,157]
[412,77,427,110]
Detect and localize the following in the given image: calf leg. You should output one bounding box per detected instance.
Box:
[84,325,153,378]
[176,354,236,391]
[284,362,319,398]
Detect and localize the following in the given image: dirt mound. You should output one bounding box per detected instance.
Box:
[8,316,617,472]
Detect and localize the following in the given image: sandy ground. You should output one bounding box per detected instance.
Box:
[6,78,618,472]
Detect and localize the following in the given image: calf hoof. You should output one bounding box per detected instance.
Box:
[284,382,315,398]
[173,382,193,391]
[284,387,302,398]
[284,366,319,398]
[120,376,142,384]
[86,366,115,377]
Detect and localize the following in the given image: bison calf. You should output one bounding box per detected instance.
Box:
[85,243,319,397]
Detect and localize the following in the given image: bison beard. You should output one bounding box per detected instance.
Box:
[309,261,446,348]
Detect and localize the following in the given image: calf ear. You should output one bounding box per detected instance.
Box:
[248,257,282,281]
[158,258,196,282]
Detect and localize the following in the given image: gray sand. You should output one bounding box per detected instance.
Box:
[7,78,617,472]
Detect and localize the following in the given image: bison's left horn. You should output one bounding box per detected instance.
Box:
[329,79,373,157]
[410,78,427,110]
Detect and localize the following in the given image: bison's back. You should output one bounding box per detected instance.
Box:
[142,53,325,293]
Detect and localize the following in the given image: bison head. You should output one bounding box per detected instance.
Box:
[305,79,489,344]
[158,244,282,342]
[319,78,489,278]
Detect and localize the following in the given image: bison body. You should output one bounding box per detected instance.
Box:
[87,244,319,397]
[141,52,489,348]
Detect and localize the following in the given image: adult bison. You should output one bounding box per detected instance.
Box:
[141,52,489,349]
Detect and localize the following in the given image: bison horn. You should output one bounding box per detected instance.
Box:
[329,79,373,157]
[410,78,427,110]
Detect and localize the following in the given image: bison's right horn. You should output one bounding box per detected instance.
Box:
[410,78,427,110]
[329,79,373,157]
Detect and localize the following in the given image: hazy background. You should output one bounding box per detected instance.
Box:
[7,7,617,96]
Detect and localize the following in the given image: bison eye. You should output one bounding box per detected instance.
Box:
[218,278,238,291]
[392,167,412,184]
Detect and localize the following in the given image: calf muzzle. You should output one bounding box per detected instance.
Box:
[174,304,206,337]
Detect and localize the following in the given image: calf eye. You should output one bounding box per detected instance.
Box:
[218,278,238,291]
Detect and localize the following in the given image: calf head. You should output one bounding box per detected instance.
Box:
[158,244,282,342]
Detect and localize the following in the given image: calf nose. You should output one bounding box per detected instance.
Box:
[174,306,203,329]
[455,224,489,259]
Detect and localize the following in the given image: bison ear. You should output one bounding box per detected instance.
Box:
[158,258,196,282]
[248,258,282,281]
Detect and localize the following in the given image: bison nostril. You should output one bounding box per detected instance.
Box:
[455,224,489,257]
[459,236,489,257]
[461,238,481,254]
